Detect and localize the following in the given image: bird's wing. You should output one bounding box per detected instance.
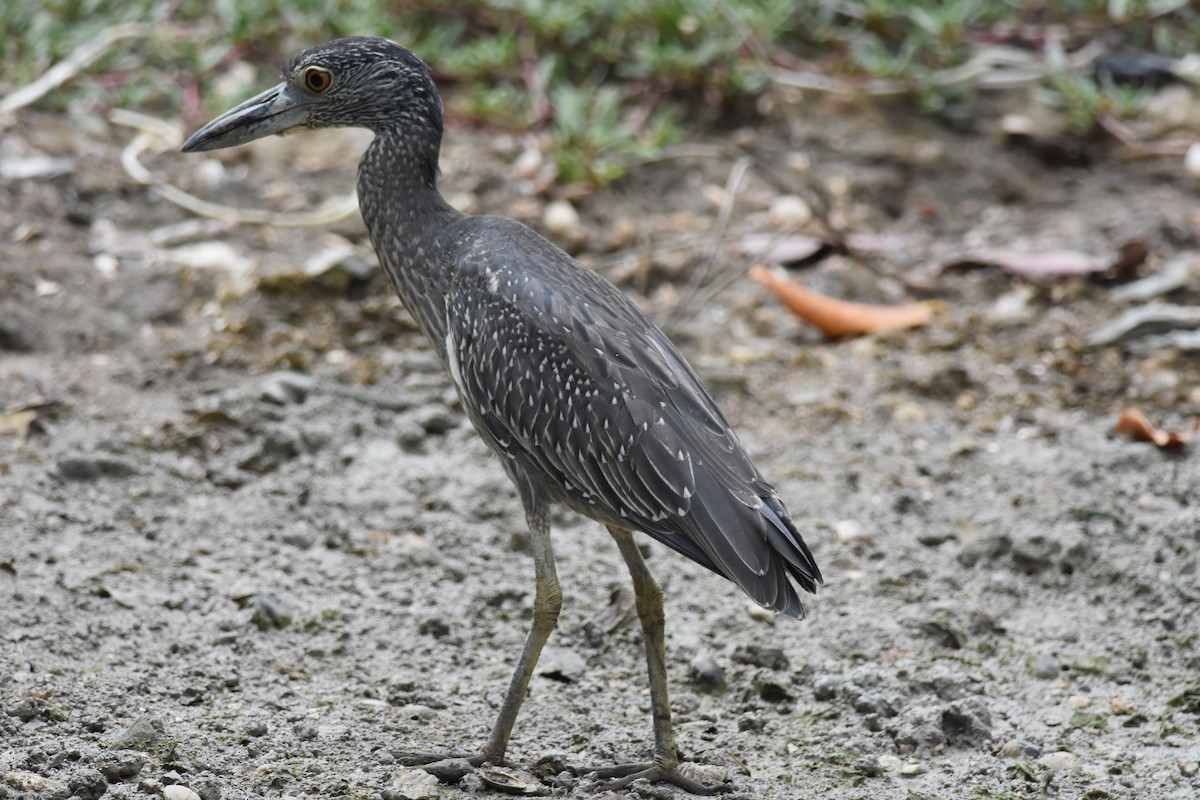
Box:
[444,218,820,612]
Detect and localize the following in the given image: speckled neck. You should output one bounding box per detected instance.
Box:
[357,124,461,347]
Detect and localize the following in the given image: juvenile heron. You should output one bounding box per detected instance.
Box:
[184,36,821,793]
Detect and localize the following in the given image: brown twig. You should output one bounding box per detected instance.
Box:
[1097,114,1193,159]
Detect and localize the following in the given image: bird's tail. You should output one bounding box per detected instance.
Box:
[759,496,823,596]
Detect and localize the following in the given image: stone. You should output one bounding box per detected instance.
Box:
[163,786,202,800]
[1038,751,1080,771]
[731,644,788,671]
[67,768,108,800]
[538,647,586,683]
[688,651,727,694]
[105,717,164,752]
[97,751,147,781]
[1030,655,1059,680]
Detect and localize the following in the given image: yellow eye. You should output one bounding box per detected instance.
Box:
[302,66,332,93]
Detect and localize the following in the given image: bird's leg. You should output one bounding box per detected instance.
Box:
[592,528,730,795]
[396,482,561,774]
[481,485,562,765]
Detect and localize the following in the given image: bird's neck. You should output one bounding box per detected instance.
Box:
[358,126,461,343]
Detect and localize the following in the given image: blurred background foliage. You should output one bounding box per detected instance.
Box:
[1,0,1197,184]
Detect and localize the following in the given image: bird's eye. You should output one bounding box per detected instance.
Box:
[302,66,333,93]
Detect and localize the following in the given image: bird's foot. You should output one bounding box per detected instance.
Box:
[590,760,732,795]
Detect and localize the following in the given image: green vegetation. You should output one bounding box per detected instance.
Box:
[1167,680,1200,714]
[2,1,1197,184]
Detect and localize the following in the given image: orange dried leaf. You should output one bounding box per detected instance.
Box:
[1113,408,1199,449]
[749,264,932,339]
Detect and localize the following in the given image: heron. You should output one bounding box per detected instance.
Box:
[183,36,821,794]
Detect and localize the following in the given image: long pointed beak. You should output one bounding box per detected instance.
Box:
[182,82,312,152]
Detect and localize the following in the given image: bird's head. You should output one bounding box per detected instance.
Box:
[182,37,443,153]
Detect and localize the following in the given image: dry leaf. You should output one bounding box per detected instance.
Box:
[944,240,1147,280]
[1113,408,1199,449]
[739,234,828,265]
[739,232,920,267]
[948,249,1103,277]
[0,409,39,438]
[844,232,919,255]
[749,265,932,339]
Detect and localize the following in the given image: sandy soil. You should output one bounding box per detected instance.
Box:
[2,85,1199,800]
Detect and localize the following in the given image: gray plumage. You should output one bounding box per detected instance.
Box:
[438,217,821,614]
[184,36,821,787]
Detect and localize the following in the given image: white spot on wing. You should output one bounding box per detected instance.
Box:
[445,328,466,396]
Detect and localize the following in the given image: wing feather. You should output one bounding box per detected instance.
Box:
[443,217,822,614]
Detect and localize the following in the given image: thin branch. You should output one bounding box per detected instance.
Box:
[1097,114,1193,159]
[111,108,358,228]
[0,23,151,117]
[767,41,1107,97]
[665,156,751,328]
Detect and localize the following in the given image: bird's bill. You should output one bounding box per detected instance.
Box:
[182,82,310,152]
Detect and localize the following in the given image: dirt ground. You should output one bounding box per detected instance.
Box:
[2,80,1199,800]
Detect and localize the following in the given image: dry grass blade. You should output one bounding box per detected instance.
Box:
[749,265,932,339]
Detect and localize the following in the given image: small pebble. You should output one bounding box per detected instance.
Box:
[55,455,137,482]
[731,643,788,671]
[1110,695,1134,715]
[97,750,147,781]
[877,754,902,773]
[899,762,925,777]
[537,647,587,683]
[105,716,164,752]
[396,704,437,721]
[389,767,442,799]
[767,194,812,227]
[1038,751,1080,771]
[1030,654,1059,679]
[745,602,776,624]
[999,739,1043,759]
[834,520,863,543]
[812,675,840,701]
[688,651,727,694]
[6,698,40,722]
[513,146,542,179]
[252,592,292,630]
[418,617,450,639]
[753,672,795,703]
[258,371,315,405]
[63,774,102,800]
[542,200,582,241]
[676,762,729,787]
[420,758,473,785]
[3,771,65,793]
[1185,142,1200,179]
[738,712,767,732]
[163,786,202,800]
[1068,695,1090,708]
